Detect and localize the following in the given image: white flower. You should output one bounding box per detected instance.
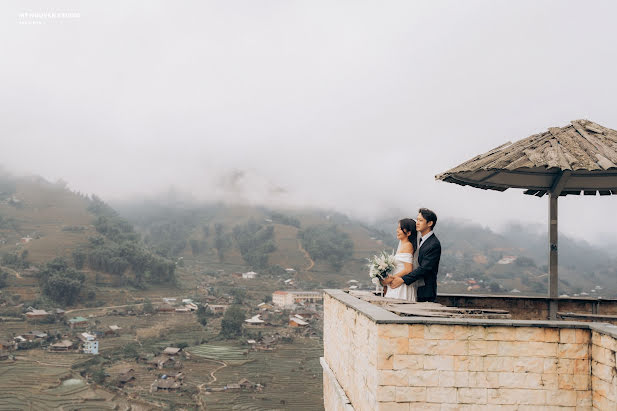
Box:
[371,277,379,285]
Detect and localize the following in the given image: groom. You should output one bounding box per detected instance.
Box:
[390,208,441,302]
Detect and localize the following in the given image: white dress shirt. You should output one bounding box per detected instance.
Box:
[418,231,434,251]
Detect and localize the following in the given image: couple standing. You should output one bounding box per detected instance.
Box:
[382,208,441,303]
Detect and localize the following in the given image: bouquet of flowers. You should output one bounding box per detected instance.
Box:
[367,251,396,292]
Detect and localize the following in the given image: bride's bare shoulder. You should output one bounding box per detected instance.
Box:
[400,242,413,253]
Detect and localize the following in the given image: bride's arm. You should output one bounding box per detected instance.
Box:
[392,262,413,278]
[390,243,414,279]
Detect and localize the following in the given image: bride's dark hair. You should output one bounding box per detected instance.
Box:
[399,218,417,252]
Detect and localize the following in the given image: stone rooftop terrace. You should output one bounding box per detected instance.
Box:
[322,289,617,410]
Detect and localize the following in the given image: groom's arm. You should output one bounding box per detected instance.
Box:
[401,243,441,285]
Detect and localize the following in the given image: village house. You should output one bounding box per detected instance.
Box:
[147,356,179,369]
[242,271,257,279]
[174,307,191,313]
[289,316,309,327]
[272,290,323,308]
[294,310,320,320]
[116,368,136,386]
[207,304,229,315]
[49,340,73,352]
[257,302,273,311]
[163,347,182,356]
[68,316,89,328]
[152,377,182,392]
[23,330,48,341]
[25,309,50,320]
[80,333,98,355]
[13,336,26,346]
[226,383,241,391]
[157,303,175,312]
[0,340,15,351]
[104,325,121,336]
[184,302,198,311]
[244,314,265,326]
[78,332,96,342]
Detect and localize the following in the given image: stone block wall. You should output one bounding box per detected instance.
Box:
[372,324,592,409]
[591,330,617,410]
[323,293,379,411]
[323,290,617,411]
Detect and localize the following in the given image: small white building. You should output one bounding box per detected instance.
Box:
[83,340,99,355]
[245,315,265,325]
[272,291,323,308]
[242,271,258,279]
[497,256,517,265]
[185,303,198,311]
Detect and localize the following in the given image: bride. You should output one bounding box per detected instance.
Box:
[382,218,424,302]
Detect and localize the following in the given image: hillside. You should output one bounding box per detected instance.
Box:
[0,173,178,307]
[1,171,616,306]
[115,198,617,299]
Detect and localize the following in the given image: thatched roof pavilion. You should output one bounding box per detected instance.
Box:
[437,119,617,196]
[436,119,617,319]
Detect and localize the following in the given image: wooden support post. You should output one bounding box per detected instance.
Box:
[549,194,558,320]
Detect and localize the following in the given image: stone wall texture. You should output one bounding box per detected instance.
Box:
[323,292,617,411]
[591,331,617,410]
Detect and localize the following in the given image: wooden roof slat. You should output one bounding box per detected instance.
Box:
[549,139,572,170]
[572,121,617,164]
[554,128,600,170]
[595,154,617,170]
[484,133,548,169]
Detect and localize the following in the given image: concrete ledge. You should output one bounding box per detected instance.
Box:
[320,357,355,411]
[438,292,617,303]
[324,289,617,331]
[588,322,617,339]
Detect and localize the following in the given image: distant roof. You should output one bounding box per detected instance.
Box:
[51,340,73,348]
[26,309,49,316]
[109,325,121,331]
[69,316,88,323]
[289,317,308,326]
[163,347,181,355]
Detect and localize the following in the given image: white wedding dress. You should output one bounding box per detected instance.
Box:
[384,241,424,302]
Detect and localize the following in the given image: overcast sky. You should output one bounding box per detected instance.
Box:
[1,1,617,244]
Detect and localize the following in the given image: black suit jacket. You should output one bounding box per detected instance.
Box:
[402,233,441,302]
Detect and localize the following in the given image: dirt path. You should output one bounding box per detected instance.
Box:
[297,240,315,271]
[65,303,145,314]
[1,266,22,279]
[196,359,227,409]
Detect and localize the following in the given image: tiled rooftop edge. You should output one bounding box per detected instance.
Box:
[324,289,617,338]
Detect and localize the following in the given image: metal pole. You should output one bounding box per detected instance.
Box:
[549,194,558,320]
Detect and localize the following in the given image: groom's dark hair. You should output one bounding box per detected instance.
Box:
[419,208,437,230]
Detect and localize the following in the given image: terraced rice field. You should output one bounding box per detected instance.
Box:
[187,343,249,363]
[203,337,323,411]
[0,359,118,410]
